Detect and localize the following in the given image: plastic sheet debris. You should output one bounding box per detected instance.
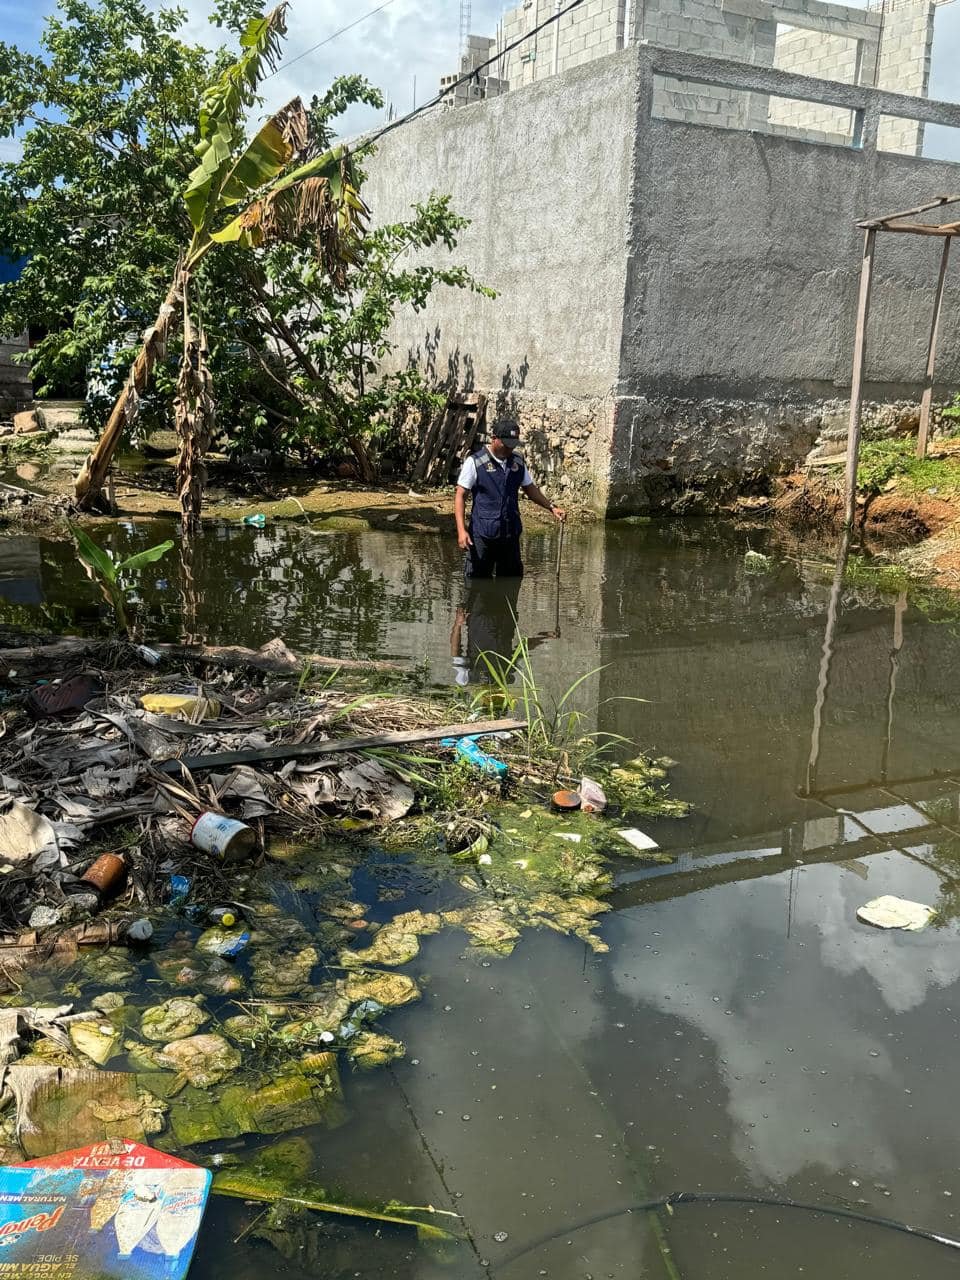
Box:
[579,777,607,813]
[1,1141,212,1278]
[554,833,583,843]
[616,828,659,852]
[139,693,221,721]
[26,673,103,719]
[441,735,508,778]
[856,895,935,931]
[195,926,250,958]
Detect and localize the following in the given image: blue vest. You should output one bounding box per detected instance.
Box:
[468,448,524,540]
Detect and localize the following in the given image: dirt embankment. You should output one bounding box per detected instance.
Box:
[768,441,960,589]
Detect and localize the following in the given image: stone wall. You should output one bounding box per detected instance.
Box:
[0,335,31,415]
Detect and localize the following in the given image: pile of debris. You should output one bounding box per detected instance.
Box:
[0,634,506,935]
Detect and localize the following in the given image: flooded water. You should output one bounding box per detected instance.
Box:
[4,516,960,1278]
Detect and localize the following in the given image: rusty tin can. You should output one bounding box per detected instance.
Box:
[80,852,128,899]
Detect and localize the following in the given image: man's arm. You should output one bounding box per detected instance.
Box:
[522,482,566,522]
[454,486,472,549]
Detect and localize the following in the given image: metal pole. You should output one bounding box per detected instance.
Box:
[553,0,561,75]
[844,227,878,529]
[916,235,952,459]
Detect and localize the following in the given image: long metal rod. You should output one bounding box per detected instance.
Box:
[844,227,878,529]
[917,235,952,458]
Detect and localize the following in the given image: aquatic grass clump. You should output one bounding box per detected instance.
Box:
[472,631,640,783]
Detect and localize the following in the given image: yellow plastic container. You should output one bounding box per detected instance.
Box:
[140,693,221,721]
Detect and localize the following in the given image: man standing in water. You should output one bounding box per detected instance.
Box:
[454,418,565,578]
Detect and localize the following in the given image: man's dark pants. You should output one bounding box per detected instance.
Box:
[465,532,523,579]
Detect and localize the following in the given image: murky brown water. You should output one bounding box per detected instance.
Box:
[3,516,960,1278]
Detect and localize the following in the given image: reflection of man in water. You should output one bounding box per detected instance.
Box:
[454,419,565,580]
[450,577,557,685]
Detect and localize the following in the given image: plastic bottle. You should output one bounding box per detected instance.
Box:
[207,906,238,927]
[242,513,266,528]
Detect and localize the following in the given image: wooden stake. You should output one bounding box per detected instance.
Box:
[844,228,877,530]
[916,236,952,459]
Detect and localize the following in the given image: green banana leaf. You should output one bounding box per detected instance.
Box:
[70,523,117,585]
[184,7,288,231]
[209,146,348,246]
[116,540,175,576]
[218,106,302,209]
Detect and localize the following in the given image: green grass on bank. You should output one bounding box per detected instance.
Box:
[856,437,960,497]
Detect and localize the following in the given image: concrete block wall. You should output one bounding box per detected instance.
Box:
[449,0,937,156]
[0,335,31,415]
[875,0,936,153]
[498,0,625,89]
[767,25,861,140]
[374,44,960,513]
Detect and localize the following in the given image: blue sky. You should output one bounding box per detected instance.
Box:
[0,0,957,158]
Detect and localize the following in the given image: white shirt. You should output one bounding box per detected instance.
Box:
[456,449,533,491]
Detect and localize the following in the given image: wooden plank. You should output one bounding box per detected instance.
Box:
[461,392,487,458]
[857,194,960,229]
[844,227,877,529]
[916,236,952,459]
[874,220,960,237]
[158,716,527,775]
[412,400,447,483]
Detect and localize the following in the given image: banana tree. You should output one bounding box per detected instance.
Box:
[74,2,367,516]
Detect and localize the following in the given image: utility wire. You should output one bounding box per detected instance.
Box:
[263,0,398,80]
[362,0,588,146]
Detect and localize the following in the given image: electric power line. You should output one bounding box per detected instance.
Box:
[263,0,398,80]
[363,0,588,147]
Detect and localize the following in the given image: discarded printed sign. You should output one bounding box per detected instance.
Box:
[0,1140,213,1278]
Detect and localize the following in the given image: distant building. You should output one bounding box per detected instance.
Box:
[442,0,946,155]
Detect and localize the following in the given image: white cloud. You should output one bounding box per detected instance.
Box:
[177,0,513,138]
[610,855,956,1186]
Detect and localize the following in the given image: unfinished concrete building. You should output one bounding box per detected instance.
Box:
[443,0,944,154]
[370,21,960,514]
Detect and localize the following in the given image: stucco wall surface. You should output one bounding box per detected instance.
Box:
[365,51,637,508]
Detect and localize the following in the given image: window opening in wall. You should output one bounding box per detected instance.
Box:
[879,116,960,163]
[652,73,858,148]
[772,23,863,86]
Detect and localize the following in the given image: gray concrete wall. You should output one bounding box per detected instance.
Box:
[612,46,960,510]
[366,51,638,510]
[370,43,960,513]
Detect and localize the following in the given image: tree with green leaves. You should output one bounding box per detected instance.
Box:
[1,0,490,516]
[76,2,367,521]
